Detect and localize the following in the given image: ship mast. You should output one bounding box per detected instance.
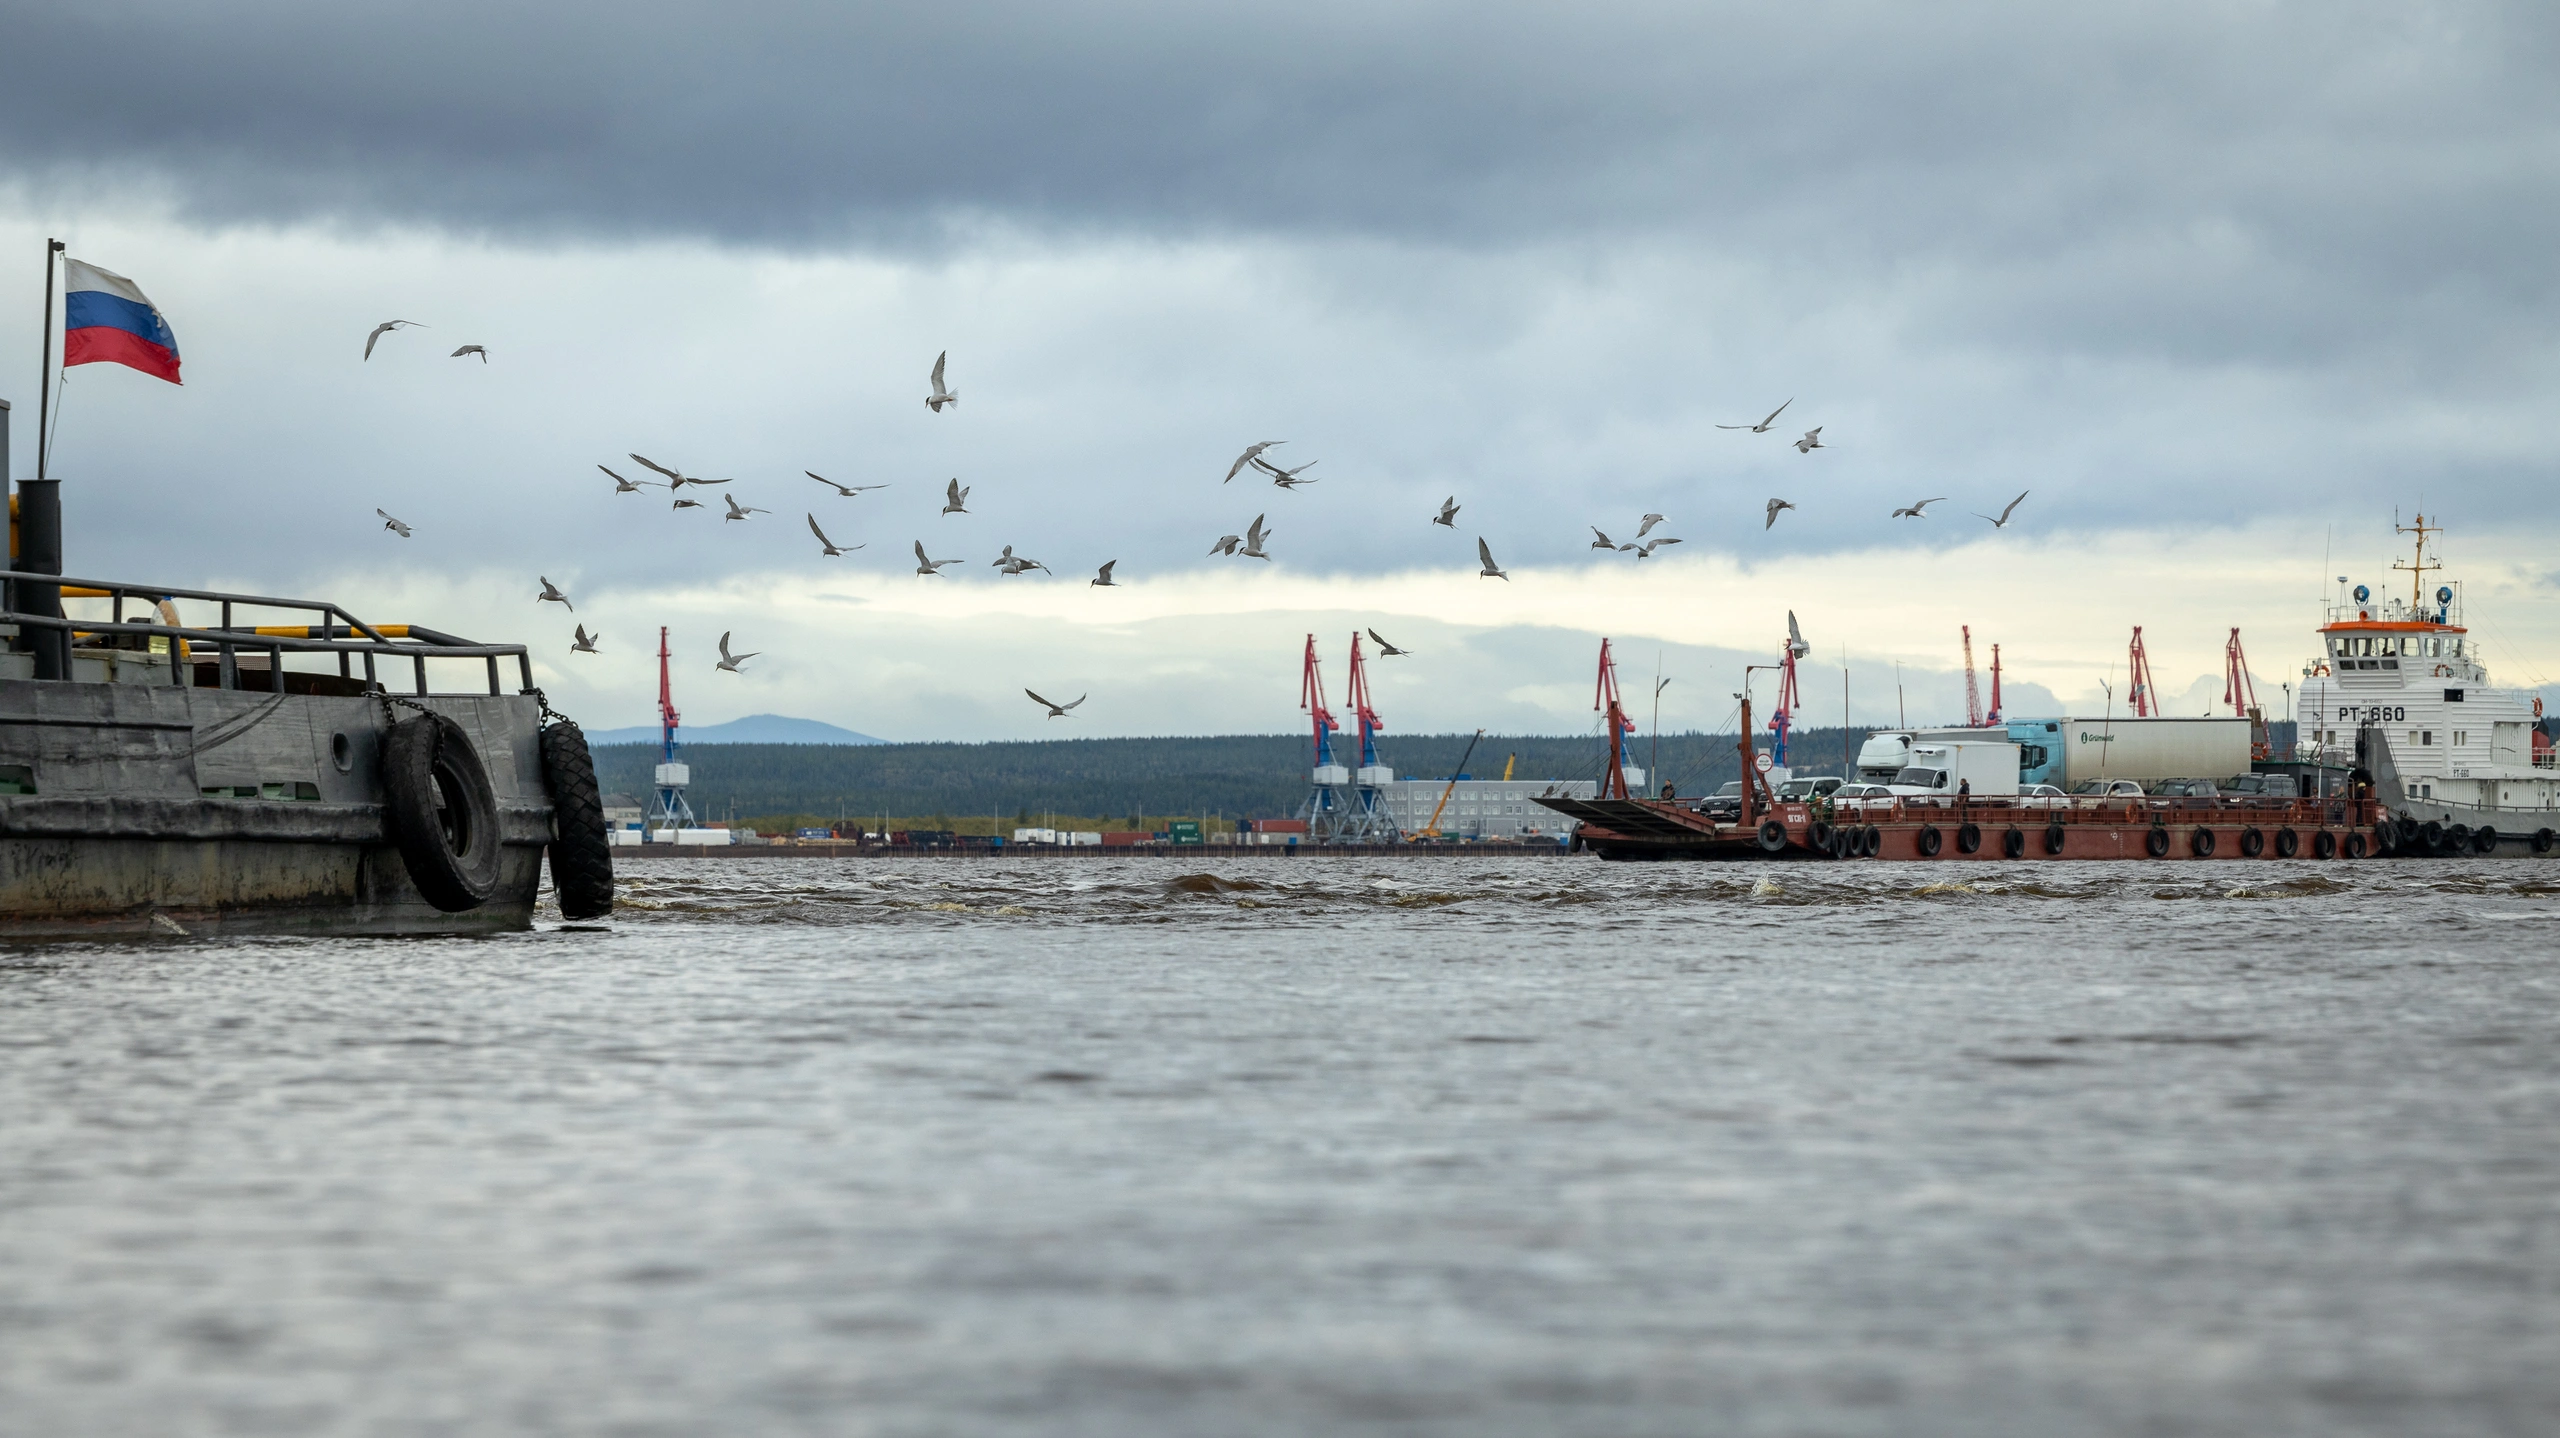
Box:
[2392,512,2442,611]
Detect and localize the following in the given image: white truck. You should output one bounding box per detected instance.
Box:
[1885,740,2022,798]
[1854,728,2009,783]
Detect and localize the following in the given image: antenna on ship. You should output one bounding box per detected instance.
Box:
[2392,511,2442,611]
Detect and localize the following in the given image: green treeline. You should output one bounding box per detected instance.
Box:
[592,727,1877,824]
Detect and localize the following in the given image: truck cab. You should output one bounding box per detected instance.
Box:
[1885,741,2023,798]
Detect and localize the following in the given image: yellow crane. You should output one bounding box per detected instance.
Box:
[1415,729,1485,840]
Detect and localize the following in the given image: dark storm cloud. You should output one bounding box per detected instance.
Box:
[6,2,2557,290]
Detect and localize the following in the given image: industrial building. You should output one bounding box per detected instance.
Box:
[1373,778,1600,839]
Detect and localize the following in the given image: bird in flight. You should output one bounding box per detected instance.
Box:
[1786,610,1811,660]
[1091,560,1118,587]
[1766,498,1796,529]
[926,351,958,412]
[1477,537,1507,580]
[1225,441,1285,483]
[1590,527,1619,550]
[1794,427,1825,453]
[1636,513,1668,538]
[1368,628,1410,657]
[1717,399,1792,432]
[537,577,573,612]
[715,632,757,673]
[1025,689,1086,719]
[914,541,960,575]
[599,465,657,494]
[630,454,728,488]
[723,495,769,522]
[1631,537,1681,560]
[1433,497,1460,528]
[993,545,1049,576]
[806,514,861,556]
[376,509,412,538]
[672,497,703,511]
[570,624,600,654]
[450,345,487,363]
[1254,457,1320,488]
[1208,532,1241,556]
[941,478,970,515]
[807,472,889,496]
[1891,497,1946,519]
[1239,514,1274,560]
[1976,491,2031,528]
[362,320,424,361]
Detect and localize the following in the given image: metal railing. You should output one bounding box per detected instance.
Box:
[0,568,533,696]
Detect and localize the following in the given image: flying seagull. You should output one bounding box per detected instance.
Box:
[630,453,728,488]
[450,344,487,363]
[376,509,412,538]
[1025,689,1087,719]
[807,472,890,496]
[672,497,704,510]
[1717,399,1792,432]
[715,631,757,673]
[1636,513,1668,538]
[1091,560,1118,587]
[1433,497,1460,527]
[537,577,573,612]
[941,478,970,515]
[600,464,657,493]
[1632,537,1681,559]
[1891,497,1947,519]
[1765,498,1795,529]
[914,541,960,575]
[1368,628,1410,657]
[993,545,1049,576]
[362,320,424,361]
[1794,427,1825,454]
[723,495,769,522]
[1976,491,2031,528]
[1208,533,1241,556]
[806,514,861,556]
[1239,514,1274,560]
[1786,609,1811,659]
[1254,457,1320,488]
[926,351,958,412]
[1225,441,1285,483]
[1590,527,1618,549]
[1477,537,1507,580]
[570,625,600,654]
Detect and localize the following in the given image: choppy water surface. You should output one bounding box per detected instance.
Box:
[5,855,2559,1437]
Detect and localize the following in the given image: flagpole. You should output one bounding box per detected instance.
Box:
[36,238,61,481]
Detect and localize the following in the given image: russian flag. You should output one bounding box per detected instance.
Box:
[62,258,181,384]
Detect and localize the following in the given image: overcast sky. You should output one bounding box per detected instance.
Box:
[4,2,2555,742]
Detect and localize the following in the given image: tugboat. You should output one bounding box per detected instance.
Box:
[2,401,613,935]
[2295,514,2559,856]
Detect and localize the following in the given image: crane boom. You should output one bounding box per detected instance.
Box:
[1962,625,1982,727]
[1420,729,1485,839]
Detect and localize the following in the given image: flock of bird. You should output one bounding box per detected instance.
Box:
[361,321,2037,721]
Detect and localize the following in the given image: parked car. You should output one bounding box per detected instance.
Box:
[1773,775,1845,802]
[2219,772,2298,797]
[1830,782,1899,812]
[1702,781,1746,820]
[2070,779,2147,799]
[2147,777,2219,799]
[2019,783,2071,808]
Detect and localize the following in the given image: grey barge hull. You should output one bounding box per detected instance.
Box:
[0,677,554,937]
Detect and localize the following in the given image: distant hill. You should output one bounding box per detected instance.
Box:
[580,713,887,747]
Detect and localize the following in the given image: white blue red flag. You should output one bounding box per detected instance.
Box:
[62,258,181,384]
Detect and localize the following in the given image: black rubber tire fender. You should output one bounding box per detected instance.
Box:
[1758,820,1788,853]
[382,712,502,912]
[1861,825,1882,858]
[2535,828,2555,855]
[2190,827,2217,858]
[2473,826,2499,854]
[1916,825,1942,857]
[2372,818,2400,853]
[2345,832,2368,859]
[1809,820,1834,851]
[1956,822,1982,854]
[2448,823,2472,852]
[2044,822,2067,855]
[2313,830,2337,859]
[2001,826,2025,859]
[539,719,616,920]
[2274,827,2299,859]
[2418,820,2444,851]
[2239,827,2264,858]
[2144,826,2170,858]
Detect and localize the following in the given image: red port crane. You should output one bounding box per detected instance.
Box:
[1299,634,1338,770]
[1769,611,1808,769]
[2128,626,2158,718]
[2224,627,2268,758]
[1346,630,1384,770]
[1962,625,1983,727]
[1988,643,2003,726]
[1594,638,1636,798]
